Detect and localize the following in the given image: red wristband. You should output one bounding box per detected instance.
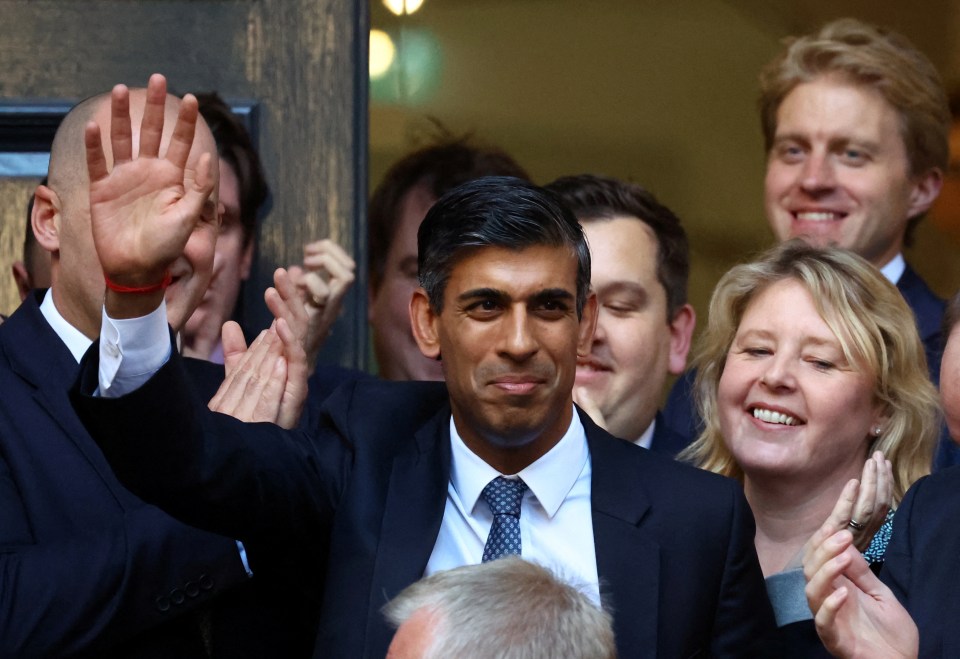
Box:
[104,271,172,294]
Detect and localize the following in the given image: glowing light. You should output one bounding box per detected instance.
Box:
[383,0,425,16]
[369,29,396,79]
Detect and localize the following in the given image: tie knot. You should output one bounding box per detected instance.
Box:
[481,476,528,517]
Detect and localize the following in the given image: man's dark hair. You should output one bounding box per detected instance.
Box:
[545,174,690,319]
[369,138,529,292]
[194,92,269,245]
[417,176,591,318]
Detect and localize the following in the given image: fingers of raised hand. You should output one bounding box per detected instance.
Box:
[165,92,199,171]
[85,121,109,183]
[274,317,308,429]
[138,74,168,159]
[110,84,133,164]
[850,453,891,550]
[804,537,854,612]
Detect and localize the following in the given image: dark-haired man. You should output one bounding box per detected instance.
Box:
[546,174,695,455]
[73,90,776,656]
[368,139,529,380]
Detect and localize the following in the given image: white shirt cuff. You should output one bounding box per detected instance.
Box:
[99,301,171,398]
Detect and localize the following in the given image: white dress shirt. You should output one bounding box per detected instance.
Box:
[879,252,906,286]
[634,418,655,449]
[426,410,601,604]
[40,290,92,362]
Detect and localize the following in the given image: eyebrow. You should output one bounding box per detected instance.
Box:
[456,287,575,305]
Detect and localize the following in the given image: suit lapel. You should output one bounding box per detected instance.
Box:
[1,293,128,502]
[365,404,451,655]
[585,410,660,658]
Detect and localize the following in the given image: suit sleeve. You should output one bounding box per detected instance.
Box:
[70,338,348,556]
[0,453,247,656]
[879,476,923,606]
[711,481,779,657]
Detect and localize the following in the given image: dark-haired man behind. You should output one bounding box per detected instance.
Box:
[546,174,695,456]
[368,138,530,381]
[73,115,776,658]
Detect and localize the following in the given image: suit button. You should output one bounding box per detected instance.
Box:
[170,588,185,605]
[199,574,214,591]
[155,596,171,612]
[185,581,200,598]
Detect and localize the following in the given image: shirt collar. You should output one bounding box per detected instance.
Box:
[878,253,905,285]
[634,417,655,449]
[449,406,589,519]
[40,289,93,364]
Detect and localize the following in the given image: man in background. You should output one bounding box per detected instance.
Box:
[547,174,695,455]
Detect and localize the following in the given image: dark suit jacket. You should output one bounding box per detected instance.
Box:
[649,410,693,456]
[0,291,255,658]
[881,466,960,657]
[73,345,776,658]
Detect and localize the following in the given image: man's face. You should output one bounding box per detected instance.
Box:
[182,159,252,351]
[369,183,444,381]
[54,94,218,336]
[575,218,683,440]
[412,244,596,472]
[764,75,938,267]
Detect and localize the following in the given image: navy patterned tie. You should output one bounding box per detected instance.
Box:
[480,476,529,562]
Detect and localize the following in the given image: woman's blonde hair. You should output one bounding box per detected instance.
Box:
[680,241,937,503]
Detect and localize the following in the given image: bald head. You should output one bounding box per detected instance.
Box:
[49,89,216,209]
[35,80,220,339]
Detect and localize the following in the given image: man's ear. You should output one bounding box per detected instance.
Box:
[667,303,696,375]
[576,292,599,357]
[410,287,441,360]
[907,168,943,218]
[32,184,62,254]
[11,261,31,301]
[240,237,255,281]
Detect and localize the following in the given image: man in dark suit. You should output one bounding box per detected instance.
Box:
[664,18,957,466]
[72,83,776,657]
[545,174,696,457]
[0,77,314,657]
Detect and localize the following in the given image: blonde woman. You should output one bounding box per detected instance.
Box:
[681,240,938,654]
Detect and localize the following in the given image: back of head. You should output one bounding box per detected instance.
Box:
[383,557,616,659]
[683,240,937,502]
[369,137,530,292]
[416,176,591,317]
[759,18,950,181]
[194,92,269,244]
[545,173,689,317]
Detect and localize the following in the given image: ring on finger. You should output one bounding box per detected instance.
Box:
[848,519,866,531]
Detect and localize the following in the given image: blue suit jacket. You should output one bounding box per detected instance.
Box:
[881,465,960,656]
[0,292,253,658]
[73,347,777,658]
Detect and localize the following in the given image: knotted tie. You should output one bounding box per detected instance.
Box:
[480,476,528,562]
